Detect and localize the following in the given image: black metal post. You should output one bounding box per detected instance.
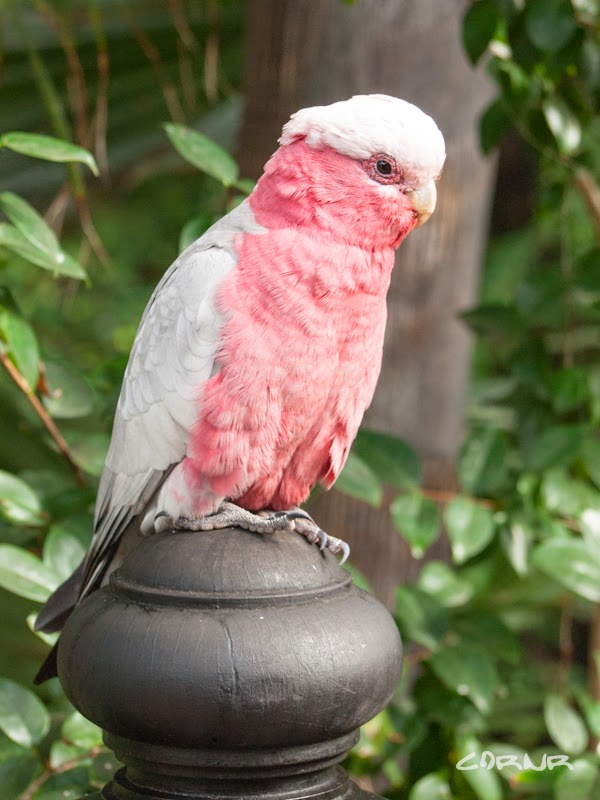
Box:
[57,527,403,799]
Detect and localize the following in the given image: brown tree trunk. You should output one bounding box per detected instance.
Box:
[238,0,497,605]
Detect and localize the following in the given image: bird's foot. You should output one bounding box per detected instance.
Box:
[278,508,350,564]
[170,502,350,563]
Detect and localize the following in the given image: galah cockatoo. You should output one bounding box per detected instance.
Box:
[35,94,445,682]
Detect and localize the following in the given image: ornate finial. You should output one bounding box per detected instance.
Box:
[58,527,402,799]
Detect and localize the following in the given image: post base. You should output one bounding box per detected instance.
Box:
[92,766,385,800]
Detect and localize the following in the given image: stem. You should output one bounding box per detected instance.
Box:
[22,746,103,800]
[558,596,574,687]
[0,352,85,488]
[589,604,600,751]
[574,168,600,246]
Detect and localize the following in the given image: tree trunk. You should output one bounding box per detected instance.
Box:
[238,0,497,605]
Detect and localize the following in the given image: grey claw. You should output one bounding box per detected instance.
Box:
[316,529,328,551]
[338,542,350,565]
[274,509,314,523]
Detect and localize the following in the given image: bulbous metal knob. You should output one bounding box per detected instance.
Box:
[58,527,402,799]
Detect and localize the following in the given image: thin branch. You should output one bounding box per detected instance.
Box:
[574,168,600,246]
[89,0,110,182]
[0,352,85,487]
[22,746,103,800]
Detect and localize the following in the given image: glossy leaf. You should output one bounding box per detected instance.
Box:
[463,0,500,64]
[0,471,43,527]
[525,0,577,52]
[554,758,599,800]
[43,525,86,582]
[353,429,421,488]
[0,192,60,257]
[544,694,588,755]
[543,99,581,154]
[395,586,448,651]
[67,433,110,477]
[390,493,440,557]
[62,711,103,749]
[334,451,382,507]
[455,735,503,800]
[0,544,58,602]
[525,425,584,472]
[479,99,512,154]
[0,306,39,389]
[430,642,500,713]
[533,539,600,602]
[164,124,239,187]
[0,132,98,175]
[417,561,474,607]
[42,362,94,420]
[409,773,453,800]
[0,678,50,747]
[0,224,86,280]
[582,438,600,489]
[0,734,40,800]
[445,497,495,564]
[459,427,509,495]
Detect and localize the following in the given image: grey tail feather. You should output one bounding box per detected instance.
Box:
[33,642,59,685]
[35,560,85,634]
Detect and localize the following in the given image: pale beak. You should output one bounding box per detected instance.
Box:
[408,180,437,228]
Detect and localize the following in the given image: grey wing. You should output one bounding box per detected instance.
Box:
[81,242,237,592]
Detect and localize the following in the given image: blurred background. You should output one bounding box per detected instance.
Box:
[0,1,599,798]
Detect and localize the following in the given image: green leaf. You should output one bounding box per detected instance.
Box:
[409,773,452,800]
[454,613,521,665]
[390,493,440,558]
[0,544,58,602]
[445,497,495,564]
[459,428,509,495]
[0,132,98,175]
[479,99,512,154]
[62,711,102,749]
[549,368,589,413]
[334,451,382,506]
[582,438,600,489]
[572,686,600,738]
[0,678,50,747]
[455,735,503,800]
[164,124,239,187]
[43,526,86,582]
[500,519,530,576]
[42,362,94,419]
[49,741,87,770]
[525,425,584,472]
[429,642,500,713]
[544,694,588,755]
[0,471,43,527]
[541,469,599,517]
[0,224,86,280]
[461,304,522,336]
[417,561,474,607]
[0,306,40,389]
[353,429,421,489]
[554,758,599,800]
[0,192,60,258]
[66,433,110,477]
[395,586,448,651]
[543,99,581,155]
[533,540,600,602]
[463,0,500,64]
[525,0,577,52]
[0,734,40,800]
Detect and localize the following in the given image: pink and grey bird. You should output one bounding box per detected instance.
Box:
[35,94,445,682]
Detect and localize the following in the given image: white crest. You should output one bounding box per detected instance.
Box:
[279,94,446,188]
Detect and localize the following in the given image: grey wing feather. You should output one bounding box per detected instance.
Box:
[82,242,238,591]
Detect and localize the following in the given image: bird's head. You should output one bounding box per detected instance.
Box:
[255,94,445,250]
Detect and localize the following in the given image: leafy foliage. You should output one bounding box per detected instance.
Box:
[342,1,600,796]
[0,1,599,798]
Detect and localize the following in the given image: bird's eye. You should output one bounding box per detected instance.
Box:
[375,159,393,176]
